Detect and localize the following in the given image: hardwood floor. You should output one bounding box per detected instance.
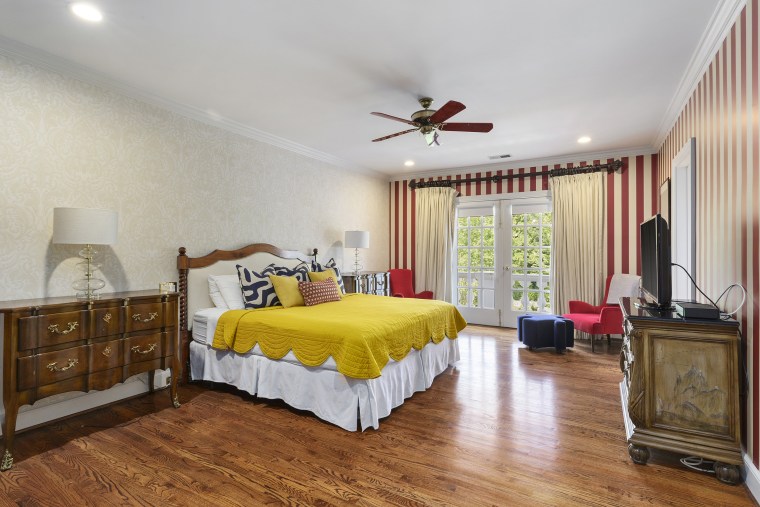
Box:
[0,325,755,506]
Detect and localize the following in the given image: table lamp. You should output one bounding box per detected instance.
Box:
[344,230,369,275]
[53,207,118,300]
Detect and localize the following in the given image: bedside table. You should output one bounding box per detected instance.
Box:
[343,271,390,296]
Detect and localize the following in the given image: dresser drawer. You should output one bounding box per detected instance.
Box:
[126,332,167,363]
[125,303,166,333]
[18,310,87,350]
[90,306,122,338]
[17,345,90,390]
[90,339,123,372]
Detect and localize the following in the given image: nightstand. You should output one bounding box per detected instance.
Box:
[343,271,390,296]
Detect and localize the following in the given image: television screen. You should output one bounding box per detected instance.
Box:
[640,214,672,309]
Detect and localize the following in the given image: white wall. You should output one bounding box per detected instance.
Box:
[0,54,389,300]
[0,54,389,428]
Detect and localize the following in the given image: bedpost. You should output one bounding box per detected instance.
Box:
[311,248,318,265]
[177,247,190,383]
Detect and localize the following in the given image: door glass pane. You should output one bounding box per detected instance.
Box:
[512,227,524,246]
[470,228,482,246]
[483,249,495,269]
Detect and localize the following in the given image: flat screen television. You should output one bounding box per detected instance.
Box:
[640,214,672,309]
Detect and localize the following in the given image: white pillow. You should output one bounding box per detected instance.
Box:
[208,275,229,308]
[208,275,245,309]
[215,275,246,309]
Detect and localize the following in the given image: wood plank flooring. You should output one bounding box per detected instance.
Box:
[0,325,754,506]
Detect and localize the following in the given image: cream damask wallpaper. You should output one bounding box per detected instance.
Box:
[0,54,389,301]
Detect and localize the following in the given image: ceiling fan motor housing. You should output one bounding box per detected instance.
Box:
[412,109,436,125]
[412,97,436,126]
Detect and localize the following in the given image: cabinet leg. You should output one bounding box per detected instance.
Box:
[628,443,650,465]
[170,367,180,408]
[170,382,180,408]
[0,450,12,471]
[714,462,743,485]
[2,402,19,471]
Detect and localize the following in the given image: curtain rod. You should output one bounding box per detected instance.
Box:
[408,159,624,190]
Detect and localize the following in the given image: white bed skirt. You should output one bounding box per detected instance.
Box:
[189,338,460,431]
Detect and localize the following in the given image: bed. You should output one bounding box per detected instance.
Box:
[177,243,464,431]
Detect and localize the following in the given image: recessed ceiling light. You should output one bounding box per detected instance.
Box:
[70,2,103,22]
[577,136,592,144]
[404,160,415,167]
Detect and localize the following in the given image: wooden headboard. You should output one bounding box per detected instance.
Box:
[176,243,317,378]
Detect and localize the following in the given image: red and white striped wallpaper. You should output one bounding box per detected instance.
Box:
[659,0,760,467]
[390,154,658,279]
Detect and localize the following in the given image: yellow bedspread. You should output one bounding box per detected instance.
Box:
[212,294,467,379]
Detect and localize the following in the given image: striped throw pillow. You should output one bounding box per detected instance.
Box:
[298,278,342,306]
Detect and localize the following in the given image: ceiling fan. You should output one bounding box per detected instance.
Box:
[371,97,493,146]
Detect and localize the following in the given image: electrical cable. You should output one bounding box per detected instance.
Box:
[680,456,716,474]
[670,263,719,309]
[714,283,747,317]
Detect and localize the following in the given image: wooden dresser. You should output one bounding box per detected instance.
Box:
[619,297,742,484]
[343,271,390,296]
[0,290,180,470]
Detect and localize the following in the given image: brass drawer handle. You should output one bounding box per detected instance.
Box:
[131,343,157,355]
[103,313,112,323]
[132,312,158,323]
[47,322,79,335]
[102,346,112,357]
[47,359,79,372]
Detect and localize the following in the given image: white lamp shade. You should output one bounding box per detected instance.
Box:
[53,207,118,245]
[345,230,369,249]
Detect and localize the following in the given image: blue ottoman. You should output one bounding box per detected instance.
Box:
[517,315,575,353]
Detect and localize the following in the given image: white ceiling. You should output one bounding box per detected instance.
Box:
[0,1,733,176]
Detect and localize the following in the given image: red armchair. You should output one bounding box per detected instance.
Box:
[562,274,639,352]
[389,269,433,299]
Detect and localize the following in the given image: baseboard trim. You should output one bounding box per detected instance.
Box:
[744,453,760,501]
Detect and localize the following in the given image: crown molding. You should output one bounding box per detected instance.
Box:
[389,146,656,182]
[653,0,746,149]
[0,36,388,177]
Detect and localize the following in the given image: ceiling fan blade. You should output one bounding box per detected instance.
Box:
[372,128,419,142]
[428,100,466,124]
[439,122,494,133]
[371,112,419,126]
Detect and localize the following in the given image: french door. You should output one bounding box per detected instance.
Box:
[454,203,501,325]
[501,202,553,327]
[453,196,553,327]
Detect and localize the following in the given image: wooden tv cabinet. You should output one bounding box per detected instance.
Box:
[0,290,180,470]
[619,297,742,484]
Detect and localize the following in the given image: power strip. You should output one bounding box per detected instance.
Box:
[675,302,720,320]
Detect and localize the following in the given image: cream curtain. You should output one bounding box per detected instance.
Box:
[550,172,606,315]
[415,187,457,301]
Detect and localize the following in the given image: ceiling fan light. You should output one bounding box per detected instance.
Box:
[424,131,440,147]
